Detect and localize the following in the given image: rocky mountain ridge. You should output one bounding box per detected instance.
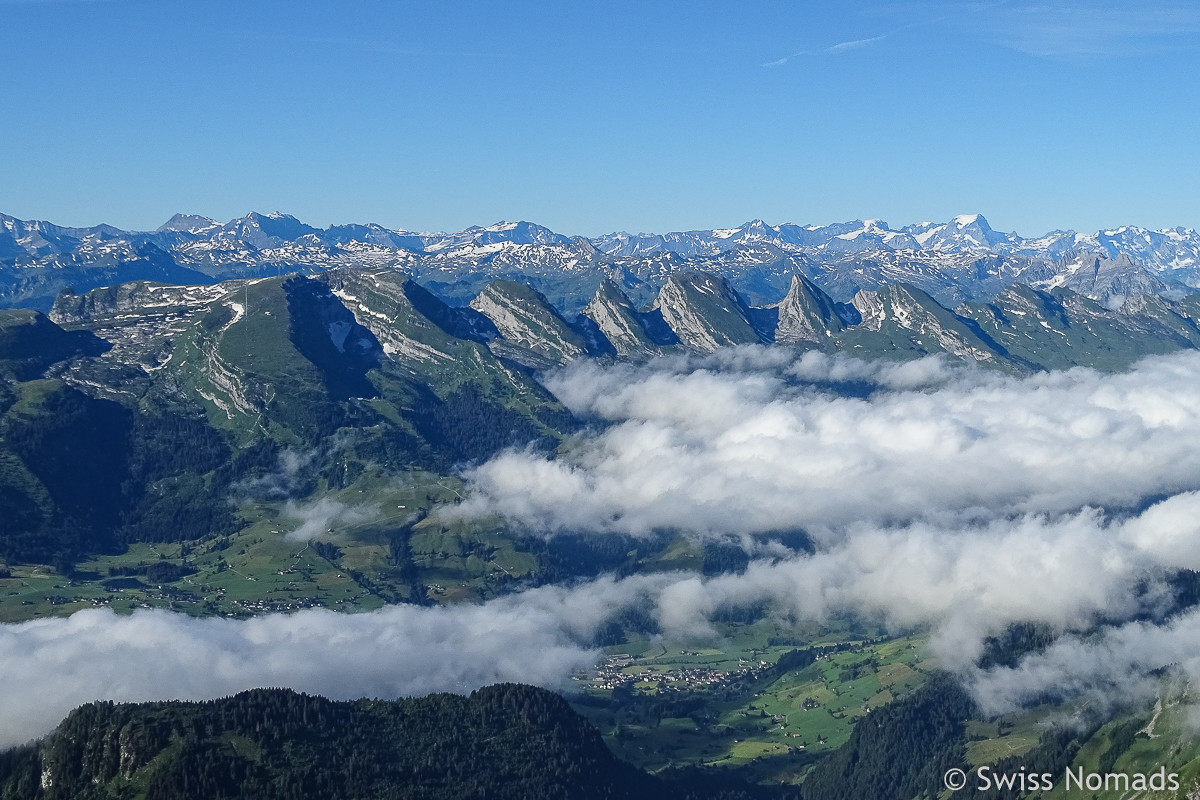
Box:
[3,211,1197,315]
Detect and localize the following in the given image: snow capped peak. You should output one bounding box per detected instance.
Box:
[473,220,570,246]
[217,211,319,247]
[950,214,996,234]
[156,213,219,234]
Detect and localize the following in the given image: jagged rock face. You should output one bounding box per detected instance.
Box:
[1041,252,1171,307]
[470,279,588,366]
[651,273,763,353]
[772,275,846,344]
[581,280,661,357]
[850,290,886,332]
[28,265,1200,385]
[844,284,1003,364]
[321,269,491,367]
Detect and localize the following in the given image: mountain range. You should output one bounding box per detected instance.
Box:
[5,253,1200,569]
[3,211,1198,315]
[7,207,1200,594]
[6,211,1200,797]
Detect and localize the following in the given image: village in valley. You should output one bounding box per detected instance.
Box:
[566,627,932,784]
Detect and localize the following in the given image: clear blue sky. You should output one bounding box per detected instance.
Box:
[3,0,1200,237]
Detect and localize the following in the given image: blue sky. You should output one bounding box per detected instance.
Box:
[3,0,1199,237]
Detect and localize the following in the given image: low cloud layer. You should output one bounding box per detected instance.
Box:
[648,491,1200,666]
[8,350,1200,746]
[455,350,1200,536]
[969,608,1200,716]
[9,482,1200,747]
[282,497,380,541]
[447,349,1200,711]
[0,575,678,749]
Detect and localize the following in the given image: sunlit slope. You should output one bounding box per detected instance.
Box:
[649,272,766,352]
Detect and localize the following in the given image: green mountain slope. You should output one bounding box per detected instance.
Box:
[957,284,1200,372]
[836,283,1011,367]
[0,271,574,568]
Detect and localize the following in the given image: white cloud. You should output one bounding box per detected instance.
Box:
[963,2,1200,57]
[441,349,1200,708]
[0,574,678,749]
[453,349,1200,538]
[282,497,379,541]
[968,608,1200,716]
[10,349,1200,746]
[5,486,1200,748]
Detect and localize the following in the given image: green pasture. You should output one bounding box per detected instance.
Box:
[573,627,932,785]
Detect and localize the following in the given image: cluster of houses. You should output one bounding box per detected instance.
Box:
[230,596,327,613]
[583,653,766,694]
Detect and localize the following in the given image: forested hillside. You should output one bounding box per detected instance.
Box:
[0,685,784,800]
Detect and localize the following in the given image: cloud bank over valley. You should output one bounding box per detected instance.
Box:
[8,349,1200,744]
[458,349,1200,535]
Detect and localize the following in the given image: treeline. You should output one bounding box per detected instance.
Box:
[973,718,1106,800]
[801,674,976,800]
[0,685,788,800]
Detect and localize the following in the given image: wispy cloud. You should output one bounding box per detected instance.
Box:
[762,18,929,67]
[826,34,889,53]
[765,3,1200,65]
[988,3,1200,56]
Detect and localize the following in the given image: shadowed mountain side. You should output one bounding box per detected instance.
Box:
[0,685,786,800]
[582,279,676,357]
[0,310,110,381]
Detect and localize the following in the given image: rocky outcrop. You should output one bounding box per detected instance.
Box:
[772,274,846,344]
[650,273,763,353]
[470,280,590,366]
[581,280,662,357]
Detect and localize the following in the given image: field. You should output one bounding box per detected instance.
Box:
[569,621,933,785]
[0,469,540,622]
